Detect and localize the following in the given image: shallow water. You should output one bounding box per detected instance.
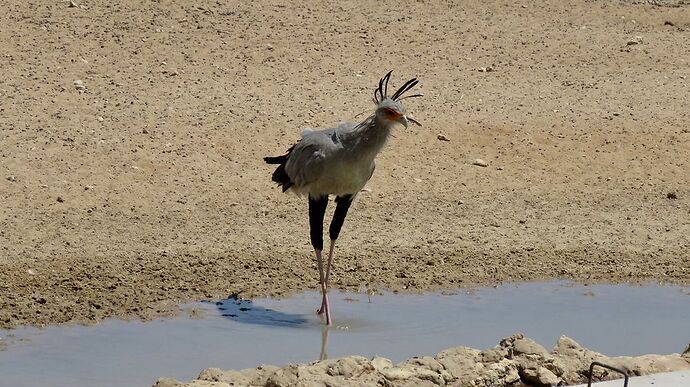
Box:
[1,282,689,387]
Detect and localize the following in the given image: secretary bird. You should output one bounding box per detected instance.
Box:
[264,71,422,325]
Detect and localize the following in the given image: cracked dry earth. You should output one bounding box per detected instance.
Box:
[1,0,689,335]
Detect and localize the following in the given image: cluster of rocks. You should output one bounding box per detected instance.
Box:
[154,334,690,387]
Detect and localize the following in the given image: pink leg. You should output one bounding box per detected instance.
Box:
[325,241,335,285]
[323,241,337,325]
[315,249,331,325]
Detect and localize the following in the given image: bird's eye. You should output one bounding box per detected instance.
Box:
[382,108,398,117]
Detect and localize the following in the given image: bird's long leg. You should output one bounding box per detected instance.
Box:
[309,195,329,321]
[323,195,354,319]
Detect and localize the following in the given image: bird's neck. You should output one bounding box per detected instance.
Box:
[351,115,394,152]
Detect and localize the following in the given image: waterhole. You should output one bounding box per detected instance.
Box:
[1,281,688,387]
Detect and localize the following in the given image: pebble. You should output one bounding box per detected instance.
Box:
[97,116,104,122]
[56,196,65,203]
[73,79,86,91]
[627,36,643,45]
[478,66,494,72]
[6,175,16,182]
[472,158,489,167]
[437,134,450,142]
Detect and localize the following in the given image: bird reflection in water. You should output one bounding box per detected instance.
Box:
[214,297,332,360]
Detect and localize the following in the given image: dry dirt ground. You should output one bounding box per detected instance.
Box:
[0,0,689,329]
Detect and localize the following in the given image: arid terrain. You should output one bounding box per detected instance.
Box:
[1,0,689,333]
[155,334,690,387]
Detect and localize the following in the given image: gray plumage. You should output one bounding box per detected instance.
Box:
[266,73,422,199]
[264,71,421,326]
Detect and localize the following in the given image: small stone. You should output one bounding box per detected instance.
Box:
[667,192,678,199]
[56,196,64,203]
[73,79,86,91]
[27,269,37,275]
[627,36,643,45]
[6,175,16,182]
[472,158,489,167]
[266,43,274,50]
[413,178,422,183]
[478,66,494,72]
[69,0,78,8]
[437,133,450,142]
[505,368,521,384]
[97,116,104,122]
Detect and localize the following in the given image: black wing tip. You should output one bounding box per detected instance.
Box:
[264,155,286,164]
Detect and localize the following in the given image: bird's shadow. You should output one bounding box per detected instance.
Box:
[205,298,310,328]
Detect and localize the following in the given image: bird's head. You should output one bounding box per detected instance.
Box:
[373,71,422,129]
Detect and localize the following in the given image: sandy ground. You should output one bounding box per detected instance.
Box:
[0,0,689,329]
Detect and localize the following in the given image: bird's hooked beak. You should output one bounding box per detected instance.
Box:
[399,115,422,129]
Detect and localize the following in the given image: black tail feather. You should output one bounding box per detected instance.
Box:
[264,145,295,192]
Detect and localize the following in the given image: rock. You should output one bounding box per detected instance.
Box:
[371,356,393,371]
[379,366,415,380]
[73,79,86,91]
[472,158,489,167]
[197,367,266,384]
[437,133,450,141]
[6,175,16,182]
[400,356,445,373]
[323,356,370,377]
[152,378,182,387]
[520,366,560,387]
[480,348,507,363]
[169,336,690,387]
[504,367,520,384]
[513,337,549,357]
[627,36,643,45]
[264,364,299,387]
[435,346,483,382]
[667,192,678,199]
